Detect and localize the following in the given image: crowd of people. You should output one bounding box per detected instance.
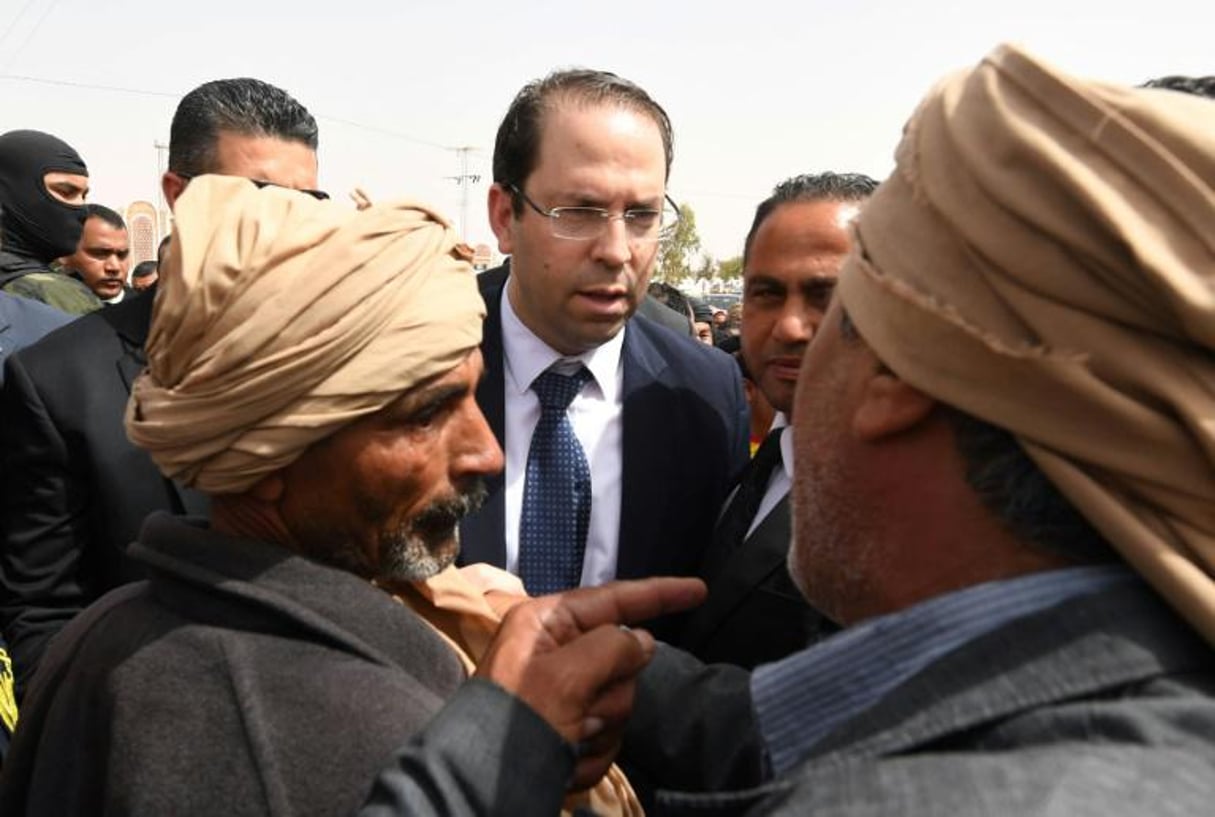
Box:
[0,43,1213,816]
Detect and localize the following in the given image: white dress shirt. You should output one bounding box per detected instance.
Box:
[499,291,625,587]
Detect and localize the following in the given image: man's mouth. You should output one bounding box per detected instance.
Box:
[409,480,488,543]
[767,355,804,380]
[574,288,631,315]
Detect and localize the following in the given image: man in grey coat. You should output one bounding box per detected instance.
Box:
[617,44,1215,815]
[0,174,703,816]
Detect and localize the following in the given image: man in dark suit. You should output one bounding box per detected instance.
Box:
[459,70,748,616]
[0,77,322,698]
[677,172,876,669]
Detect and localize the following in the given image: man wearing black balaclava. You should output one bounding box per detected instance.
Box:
[0,130,101,316]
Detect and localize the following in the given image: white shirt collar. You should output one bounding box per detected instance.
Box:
[500,281,624,404]
[769,412,794,480]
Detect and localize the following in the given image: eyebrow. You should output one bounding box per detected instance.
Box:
[745,274,788,289]
[395,382,470,421]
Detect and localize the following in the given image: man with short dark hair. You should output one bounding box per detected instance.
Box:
[128,259,158,292]
[460,70,748,627]
[62,204,131,304]
[0,130,101,316]
[0,77,322,697]
[676,171,876,669]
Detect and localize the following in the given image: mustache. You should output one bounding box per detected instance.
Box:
[409,479,488,540]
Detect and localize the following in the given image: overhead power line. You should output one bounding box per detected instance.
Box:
[0,72,468,151]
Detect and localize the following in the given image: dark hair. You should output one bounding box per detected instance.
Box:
[743,172,879,264]
[838,307,1114,564]
[647,280,692,320]
[83,203,125,231]
[169,78,318,176]
[493,69,673,215]
[1141,75,1215,98]
[131,259,158,280]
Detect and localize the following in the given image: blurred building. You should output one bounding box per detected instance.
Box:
[124,201,161,265]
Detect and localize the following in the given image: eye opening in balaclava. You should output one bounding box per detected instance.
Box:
[0,129,89,263]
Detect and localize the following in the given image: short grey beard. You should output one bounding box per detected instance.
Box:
[375,481,487,582]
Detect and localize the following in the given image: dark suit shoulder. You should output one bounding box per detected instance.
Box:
[477,263,509,297]
[6,291,150,392]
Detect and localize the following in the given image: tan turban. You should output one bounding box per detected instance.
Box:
[125,175,485,494]
[838,44,1215,644]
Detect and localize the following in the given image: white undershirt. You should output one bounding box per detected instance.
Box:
[500,291,625,587]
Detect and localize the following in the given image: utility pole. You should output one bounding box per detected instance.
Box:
[445,146,480,239]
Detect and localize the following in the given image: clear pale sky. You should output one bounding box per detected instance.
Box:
[1,0,1210,261]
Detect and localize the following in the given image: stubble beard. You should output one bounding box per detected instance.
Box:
[788,432,869,627]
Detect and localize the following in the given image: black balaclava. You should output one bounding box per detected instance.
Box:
[0,130,89,263]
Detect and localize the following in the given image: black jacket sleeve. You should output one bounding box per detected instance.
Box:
[622,644,768,794]
[0,352,92,698]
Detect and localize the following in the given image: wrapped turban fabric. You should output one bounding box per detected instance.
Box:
[126,174,485,494]
[838,43,1215,644]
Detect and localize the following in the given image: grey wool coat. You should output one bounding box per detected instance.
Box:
[625,578,1215,816]
[0,512,573,817]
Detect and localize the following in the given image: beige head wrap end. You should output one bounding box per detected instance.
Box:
[837,44,1215,643]
[125,175,485,494]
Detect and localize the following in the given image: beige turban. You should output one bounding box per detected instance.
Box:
[838,44,1215,644]
[125,175,485,494]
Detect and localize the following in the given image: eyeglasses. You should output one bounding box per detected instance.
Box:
[509,184,679,242]
[173,172,330,201]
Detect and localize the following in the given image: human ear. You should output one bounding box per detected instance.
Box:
[487,184,515,255]
[852,371,936,441]
[162,172,186,211]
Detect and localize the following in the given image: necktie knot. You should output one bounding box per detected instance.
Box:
[532,366,592,412]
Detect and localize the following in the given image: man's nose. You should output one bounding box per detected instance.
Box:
[590,217,631,268]
[772,303,818,344]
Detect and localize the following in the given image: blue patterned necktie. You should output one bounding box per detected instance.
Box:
[519,365,593,595]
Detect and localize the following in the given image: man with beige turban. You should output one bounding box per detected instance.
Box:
[0,174,706,816]
[557,45,1215,815]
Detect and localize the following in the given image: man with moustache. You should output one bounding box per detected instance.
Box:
[0,174,703,816]
[0,78,323,697]
[460,70,748,621]
[677,172,876,669]
[62,204,132,304]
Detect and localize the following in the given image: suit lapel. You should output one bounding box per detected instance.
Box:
[104,291,153,392]
[681,496,792,651]
[458,269,508,567]
[615,319,673,580]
